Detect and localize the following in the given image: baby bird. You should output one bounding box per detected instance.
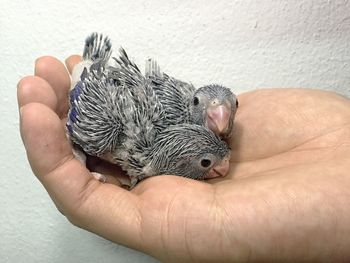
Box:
[71,33,238,140]
[145,59,238,139]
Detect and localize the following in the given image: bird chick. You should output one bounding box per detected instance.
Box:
[145,124,231,181]
[145,59,238,139]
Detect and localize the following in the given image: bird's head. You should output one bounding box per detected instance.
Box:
[190,84,238,139]
[144,124,231,180]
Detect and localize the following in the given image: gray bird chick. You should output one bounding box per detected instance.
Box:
[145,59,238,139]
[144,124,231,181]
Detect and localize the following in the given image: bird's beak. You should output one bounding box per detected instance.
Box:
[206,157,230,179]
[206,103,232,135]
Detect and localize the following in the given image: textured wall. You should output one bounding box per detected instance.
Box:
[1,0,350,262]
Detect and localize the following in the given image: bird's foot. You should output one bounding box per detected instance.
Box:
[91,172,107,183]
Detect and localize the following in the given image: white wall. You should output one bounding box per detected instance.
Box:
[1,0,349,262]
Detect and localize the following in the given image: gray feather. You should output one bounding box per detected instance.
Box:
[145,58,162,78]
[71,32,113,89]
[83,32,112,64]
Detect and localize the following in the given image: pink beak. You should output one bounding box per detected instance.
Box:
[206,104,231,135]
[206,157,230,179]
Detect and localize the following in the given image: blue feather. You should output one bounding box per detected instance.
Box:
[69,107,78,123]
[70,81,83,103]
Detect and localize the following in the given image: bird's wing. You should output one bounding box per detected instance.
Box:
[149,73,196,126]
[67,75,123,157]
[144,58,196,125]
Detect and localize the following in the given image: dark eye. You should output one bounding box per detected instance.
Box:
[236,99,239,108]
[193,97,199,105]
[200,159,211,168]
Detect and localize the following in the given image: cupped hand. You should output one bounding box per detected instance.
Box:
[17,55,350,262]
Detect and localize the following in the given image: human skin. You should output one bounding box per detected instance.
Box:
[17,55,350,262]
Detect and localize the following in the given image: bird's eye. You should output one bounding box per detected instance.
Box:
[236,99,239,108]
[200,159,211,168]
[193,97,199,105]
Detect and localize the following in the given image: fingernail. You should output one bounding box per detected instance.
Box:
[19,106,23,118]
[18,107,26,146]
[34,58,39,75]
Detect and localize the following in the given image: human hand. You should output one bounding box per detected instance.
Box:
[18,55,350,262]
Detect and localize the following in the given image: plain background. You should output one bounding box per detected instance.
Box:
[1,0,350,262]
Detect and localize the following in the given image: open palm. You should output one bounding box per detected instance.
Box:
[18,56,350,262]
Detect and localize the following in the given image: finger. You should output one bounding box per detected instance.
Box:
[34,56,70,118]
[65,55,81,74]
[20,103,143,249]
[20,102,73,179]
[17,76,57,110]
